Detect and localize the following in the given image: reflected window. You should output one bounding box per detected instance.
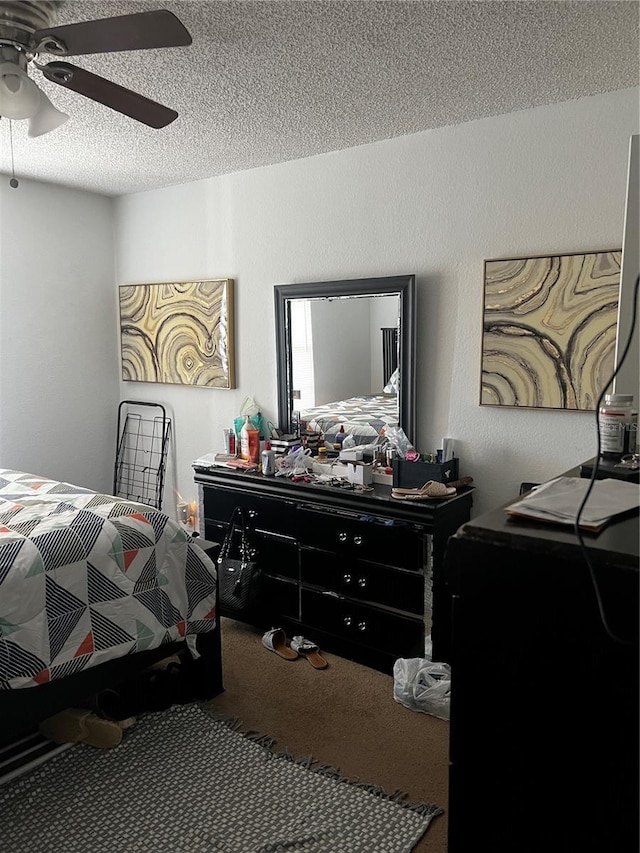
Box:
[290,299,315,410]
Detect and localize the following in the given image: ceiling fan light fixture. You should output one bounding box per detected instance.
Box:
[28,87,68,137]
[0,60,41,119]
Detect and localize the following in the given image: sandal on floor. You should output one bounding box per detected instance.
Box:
[290,636,328,669]
[391,480,456,499]
[262,627,299,660]
[39,708,133,749]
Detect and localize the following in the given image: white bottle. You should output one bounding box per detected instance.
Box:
[598,394,637,458]
[261,441,276,475]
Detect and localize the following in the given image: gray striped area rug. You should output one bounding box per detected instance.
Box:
[1,703,442,852]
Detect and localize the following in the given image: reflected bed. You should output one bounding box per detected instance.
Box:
[301,392,398,446]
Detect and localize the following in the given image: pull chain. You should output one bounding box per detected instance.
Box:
[9,121,19,189]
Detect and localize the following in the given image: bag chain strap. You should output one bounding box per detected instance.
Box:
[217,507,252,593]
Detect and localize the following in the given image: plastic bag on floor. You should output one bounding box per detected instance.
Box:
[393,656,451,721]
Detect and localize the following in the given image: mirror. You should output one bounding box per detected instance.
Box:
[275,275,416,445]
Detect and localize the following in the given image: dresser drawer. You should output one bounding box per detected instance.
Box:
[297,507,424,570]
[203,487,296,537]
[301,589,424,657]
[262,576,299,621]
[205,521,298,582]
[257,535,298,581]
[300,547,423,615]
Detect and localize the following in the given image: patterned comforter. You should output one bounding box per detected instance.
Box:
[301,393,398,446]
[0,469,217,690]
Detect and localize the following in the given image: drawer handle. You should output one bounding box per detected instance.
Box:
[247,510,257,519]
[357,576,368,588]
[342,573,352,585]
[338,532,348,542]
[343,616,352,627]
[353,535,363,546]
[357,621,368,632]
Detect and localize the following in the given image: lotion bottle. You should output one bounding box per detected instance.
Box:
[240,415,260,463]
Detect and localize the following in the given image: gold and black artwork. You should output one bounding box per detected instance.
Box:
[480,251,621,410]
[119,280,235,389]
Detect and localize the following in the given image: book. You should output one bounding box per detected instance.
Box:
[270,438,301,450]
[192,452,258,471]
[505,476,640,532]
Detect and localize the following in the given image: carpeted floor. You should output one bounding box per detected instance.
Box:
[209,618,450,853]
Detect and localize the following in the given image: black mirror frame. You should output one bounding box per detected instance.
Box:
[274,274,416,445]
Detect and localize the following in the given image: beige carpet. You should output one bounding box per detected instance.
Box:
[209,618,449,853]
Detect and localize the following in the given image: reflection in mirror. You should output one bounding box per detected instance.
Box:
[275,275,416,445]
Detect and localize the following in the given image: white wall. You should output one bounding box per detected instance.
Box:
[114,87,639,517]
[310,298,371,404]
[0,178,118,493]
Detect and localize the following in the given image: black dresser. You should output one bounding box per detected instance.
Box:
[444,478,639,852]
[194,466,473,673]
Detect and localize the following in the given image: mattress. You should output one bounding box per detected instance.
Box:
[0,469,217,690]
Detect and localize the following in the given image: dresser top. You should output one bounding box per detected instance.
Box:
[194,465,474,526]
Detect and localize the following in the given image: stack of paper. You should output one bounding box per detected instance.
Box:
[506,476,640,531]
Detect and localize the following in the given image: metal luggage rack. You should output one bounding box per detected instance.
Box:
[113,401,171,510]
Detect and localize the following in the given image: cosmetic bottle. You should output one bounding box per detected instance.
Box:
[261,441,276,475]
[240,415,260,464]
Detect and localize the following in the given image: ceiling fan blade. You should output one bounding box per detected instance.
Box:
[33,10,192,57]
[42,62,178,129]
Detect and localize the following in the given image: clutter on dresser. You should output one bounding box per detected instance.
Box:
[194,417,473,498]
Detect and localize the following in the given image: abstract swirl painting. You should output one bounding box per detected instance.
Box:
[119,280,235,389]
[481,250,621,410]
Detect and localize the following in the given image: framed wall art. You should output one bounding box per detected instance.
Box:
[480,250,622,411]
[119,279,235,389]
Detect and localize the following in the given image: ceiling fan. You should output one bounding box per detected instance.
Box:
[0,1,192,137]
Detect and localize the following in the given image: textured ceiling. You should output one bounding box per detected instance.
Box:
[0,0,638,197]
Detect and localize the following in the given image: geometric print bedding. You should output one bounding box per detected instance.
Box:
[0,469,217,690]
[301,393,399,446]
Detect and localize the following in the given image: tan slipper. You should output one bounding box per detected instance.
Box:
[39,708,133,749]
[290,636,328,669]
[391,480,456,497]
[391,491,454,501]
[262,627,299,660]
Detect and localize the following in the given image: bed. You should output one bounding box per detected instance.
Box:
[301,391,398,447]
[0,469,222,746]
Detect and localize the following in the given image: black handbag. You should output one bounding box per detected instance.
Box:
[216,507,262,613]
